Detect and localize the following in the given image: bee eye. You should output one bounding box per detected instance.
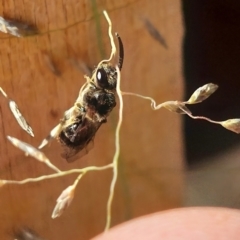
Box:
[96,68,109,88]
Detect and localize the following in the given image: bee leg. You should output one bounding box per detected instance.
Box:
[38,123,63,149]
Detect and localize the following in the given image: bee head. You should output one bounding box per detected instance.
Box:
[94,64,117,90]
[93,33,124,91]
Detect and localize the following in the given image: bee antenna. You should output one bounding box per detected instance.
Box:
[115,33,124,70]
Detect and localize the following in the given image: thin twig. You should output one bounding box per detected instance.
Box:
[105,66,122,231]
[121,91,169,110]
[1,164,113,185]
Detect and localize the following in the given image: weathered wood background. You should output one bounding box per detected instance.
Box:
[0,0,184,239]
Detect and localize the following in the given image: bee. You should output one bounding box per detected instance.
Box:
[39,33,124,162]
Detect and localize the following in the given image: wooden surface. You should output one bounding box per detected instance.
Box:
[0,0,184,239]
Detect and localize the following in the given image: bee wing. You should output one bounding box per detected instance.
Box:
[61,139,95,163]
[60,119,102,163]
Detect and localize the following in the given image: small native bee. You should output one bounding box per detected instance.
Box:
[39,33,124,162]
